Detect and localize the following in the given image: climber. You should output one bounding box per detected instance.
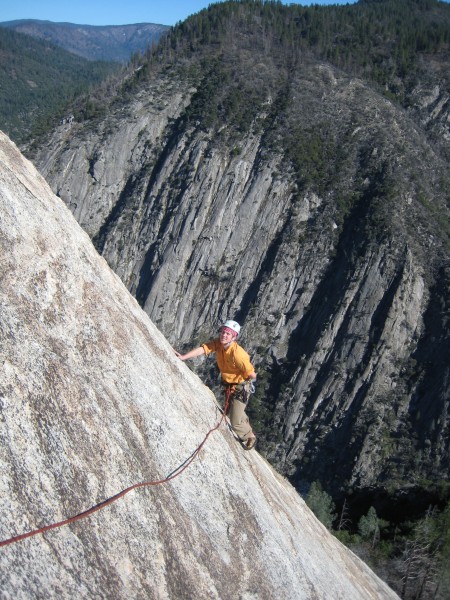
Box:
[175,319,257,450]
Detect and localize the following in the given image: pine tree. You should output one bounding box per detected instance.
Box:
[305,481,336,530]
[358,506,381,549]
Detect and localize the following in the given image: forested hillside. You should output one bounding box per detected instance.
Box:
[0,27,120,143]
[150,0,449,152]
[28,1,449,597]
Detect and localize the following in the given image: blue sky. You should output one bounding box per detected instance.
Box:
[0,0,357,27]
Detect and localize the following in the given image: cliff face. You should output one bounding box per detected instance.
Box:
[29,2,450,513]
[0,131,399,599]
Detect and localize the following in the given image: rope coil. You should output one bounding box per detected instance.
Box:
[0,389,231,549]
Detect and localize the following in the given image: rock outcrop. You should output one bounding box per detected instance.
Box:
[0,131,399,598]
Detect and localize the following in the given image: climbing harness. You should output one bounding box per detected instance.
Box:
[0,388,232,549]
[223,378,255,405]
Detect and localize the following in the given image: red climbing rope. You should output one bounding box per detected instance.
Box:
[0,389,231,549]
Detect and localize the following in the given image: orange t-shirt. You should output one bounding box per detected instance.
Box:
[201,339,255,384]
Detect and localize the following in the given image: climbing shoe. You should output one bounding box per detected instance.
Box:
[244,436,256,451]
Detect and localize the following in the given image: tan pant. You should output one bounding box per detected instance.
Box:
[225,386,254,442]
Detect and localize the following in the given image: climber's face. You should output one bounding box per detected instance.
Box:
[219,327,236,348]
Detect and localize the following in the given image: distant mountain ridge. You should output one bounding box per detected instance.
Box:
[0,19,170,62]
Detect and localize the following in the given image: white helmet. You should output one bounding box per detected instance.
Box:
[222,319,241,336]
